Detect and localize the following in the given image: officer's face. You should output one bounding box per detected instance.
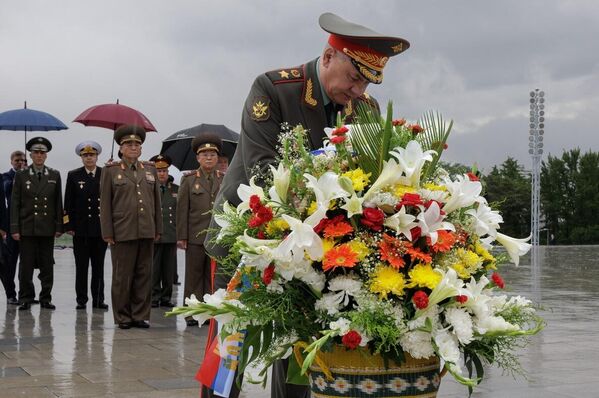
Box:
[197,150,218,172]
[81,153,98,169]
[156,168,169,184]
[218,156,229,174]
[321,48,369,105]
[11,154,27,170]
[120,141,141,162]
[30,150,47,167]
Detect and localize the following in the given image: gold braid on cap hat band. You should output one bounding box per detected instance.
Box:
[343,48,388,71]
[356,63,383,84]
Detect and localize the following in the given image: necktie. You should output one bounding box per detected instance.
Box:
[37,171,42,181]
[325,103,334,127]
[88,172,93,178]
[160,185,165,194]
[131,164,136,172]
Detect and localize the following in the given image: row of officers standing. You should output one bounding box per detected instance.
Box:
[0,125,224,329]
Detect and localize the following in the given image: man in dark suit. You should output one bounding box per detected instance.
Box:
[11,138,63,311]
[149,154,177,308]
[64,141,108,310]
[1,150,27,305]
[100,125,162,329]
[202,12,410,398]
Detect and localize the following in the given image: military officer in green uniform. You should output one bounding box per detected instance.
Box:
[202,13,410,398]
[149,154,177,308]
[11,137,63,311]
[100,125,163,329]
[176,133,223,327]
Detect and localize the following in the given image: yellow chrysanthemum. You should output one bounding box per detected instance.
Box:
[307,201,318,215]
[342,168,371,192]
[322,238,336,254]
[393,184,417,198]
[474,241,497,270]
[407,263,442,289]
[347,239,370,261]
[265,218,290,235]
[451,248,483,278]
[422,182,447,191]
[451,262,471,279]
[370,265,406,299]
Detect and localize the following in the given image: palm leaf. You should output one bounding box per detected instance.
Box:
[417,110,453,178]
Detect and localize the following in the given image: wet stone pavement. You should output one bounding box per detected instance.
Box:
[1,246,598,397]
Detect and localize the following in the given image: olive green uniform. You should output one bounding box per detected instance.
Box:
[152,181,178,304]
[10,165,63,304]
[100,160,163,324]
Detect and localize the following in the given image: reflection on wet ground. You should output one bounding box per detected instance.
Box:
[1,246,598,397]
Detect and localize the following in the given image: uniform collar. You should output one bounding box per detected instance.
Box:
[316,57,331,107]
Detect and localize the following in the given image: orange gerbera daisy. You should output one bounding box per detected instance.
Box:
[323,219,354,238]
[427,230,457,253]
[406,247,432,264]
[379,233,411,269]
[323,244,359,272]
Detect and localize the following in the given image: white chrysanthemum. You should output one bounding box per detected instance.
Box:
[328,275,362,306]
[475,316,520,334]
[444,307,474,344]
[329,317,351,335]
[315,292,344,315]
[409,305,439,330]
[433,328,461,364]
[399,330,435,359]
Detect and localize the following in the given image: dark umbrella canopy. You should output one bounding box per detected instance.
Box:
[73,100,156,132]
[161,124,239,171]
[0,102,68,149]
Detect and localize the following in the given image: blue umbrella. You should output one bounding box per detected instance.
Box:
[0,101,68,149]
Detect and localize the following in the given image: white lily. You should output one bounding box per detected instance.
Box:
[465,200,503,238]
[341,193,364,218]
[213,201,236,242]
[495,232,531,266]
[273,205,327,263]
[269,163,290,204]
[389,140,436,188]
[384,205,417,240]
[304,172,349,208]
[416,201,455,245]
[461,276,492,319]
[442,174,483,214]
[237,230,280,270]
[417,268,466,318]
[237,176,266,214]
[363,158,405,202]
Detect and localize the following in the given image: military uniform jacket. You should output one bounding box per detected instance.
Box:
[215,57,379,210]
[157,182,178,243]
[64,166,103,237]
[10,165,63,237]
[100,161,163,242]
[177,169,221,245]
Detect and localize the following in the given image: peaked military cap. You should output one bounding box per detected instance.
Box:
[149,154,172,169]
[114,124,146,145]
[76,140,102,156]
[191,133,222,154]
[319,12,410,84]
[26,136,52,152]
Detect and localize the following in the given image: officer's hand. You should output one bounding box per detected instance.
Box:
[67,230,75,236]
[55,232,63,238]
[154,234,161,242]
[12,233,20,241]
[103,237,115,245]
[177,240,188,250]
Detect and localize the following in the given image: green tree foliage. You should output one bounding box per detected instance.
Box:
[541,149,599,244]
[482,158,531,238]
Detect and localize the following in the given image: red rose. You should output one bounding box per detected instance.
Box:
[249,195,262,212]
[492,272,505,289]
[412,290,429,309]
[409,124,424,134]
[410,226,422,241]
[392,118,406,126]
[262,264,275,285]
[360,207,385,231]
[333,126,349,135]
[341,330,362,350]
[456,295,468,304]
[313,217,331,234]
[399,193,423,208]
[466,172,479,182]
[331,135,347,144]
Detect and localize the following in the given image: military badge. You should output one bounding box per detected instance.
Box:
[63,214,70,224]
[78,181,85,189]
[251,97,270,122]
[291,69,301,78]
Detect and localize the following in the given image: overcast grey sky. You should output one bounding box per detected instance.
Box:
[1,0,598,179]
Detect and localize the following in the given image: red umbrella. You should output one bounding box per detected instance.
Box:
[73,99,157,159]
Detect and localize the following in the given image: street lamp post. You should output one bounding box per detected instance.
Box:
[529,89,544,292]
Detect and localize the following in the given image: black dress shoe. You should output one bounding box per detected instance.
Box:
[173,281,181,286]
[186,319,199,327]
[32,299,40,304]
[40,302,56,310]
[93,303,109,310]
[76,304,86,310]
[160,301,175,308]
[7,297,20,305]
[151,301,159,308]
[118,322,132,329]
[18,302,31,311]
[132,320,150,328]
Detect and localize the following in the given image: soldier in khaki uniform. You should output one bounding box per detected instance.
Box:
[202,13,410,398]
[149,154,177,308]
[100,125,162,329]
[10,137,63,311]
[176,133,222,327]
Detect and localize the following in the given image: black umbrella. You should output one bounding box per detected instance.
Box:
[161,124,239,171]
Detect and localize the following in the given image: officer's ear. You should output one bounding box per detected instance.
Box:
[321,46,336,68]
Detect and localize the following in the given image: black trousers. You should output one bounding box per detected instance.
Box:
[18,236,55,304]
[73,236,108,305]
[1,235,19,299]
[152,242,175,303]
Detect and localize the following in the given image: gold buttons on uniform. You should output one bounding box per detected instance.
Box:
[140,208,144,211]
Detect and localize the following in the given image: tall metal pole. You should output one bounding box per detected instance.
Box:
[529,89,545,296]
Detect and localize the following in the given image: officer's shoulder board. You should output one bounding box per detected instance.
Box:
[141,161,155,168]
[105,160,121,168]
[183,170,196,178]
[265,65,305,85]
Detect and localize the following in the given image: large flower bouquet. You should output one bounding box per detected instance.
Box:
[169,104,543,394]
